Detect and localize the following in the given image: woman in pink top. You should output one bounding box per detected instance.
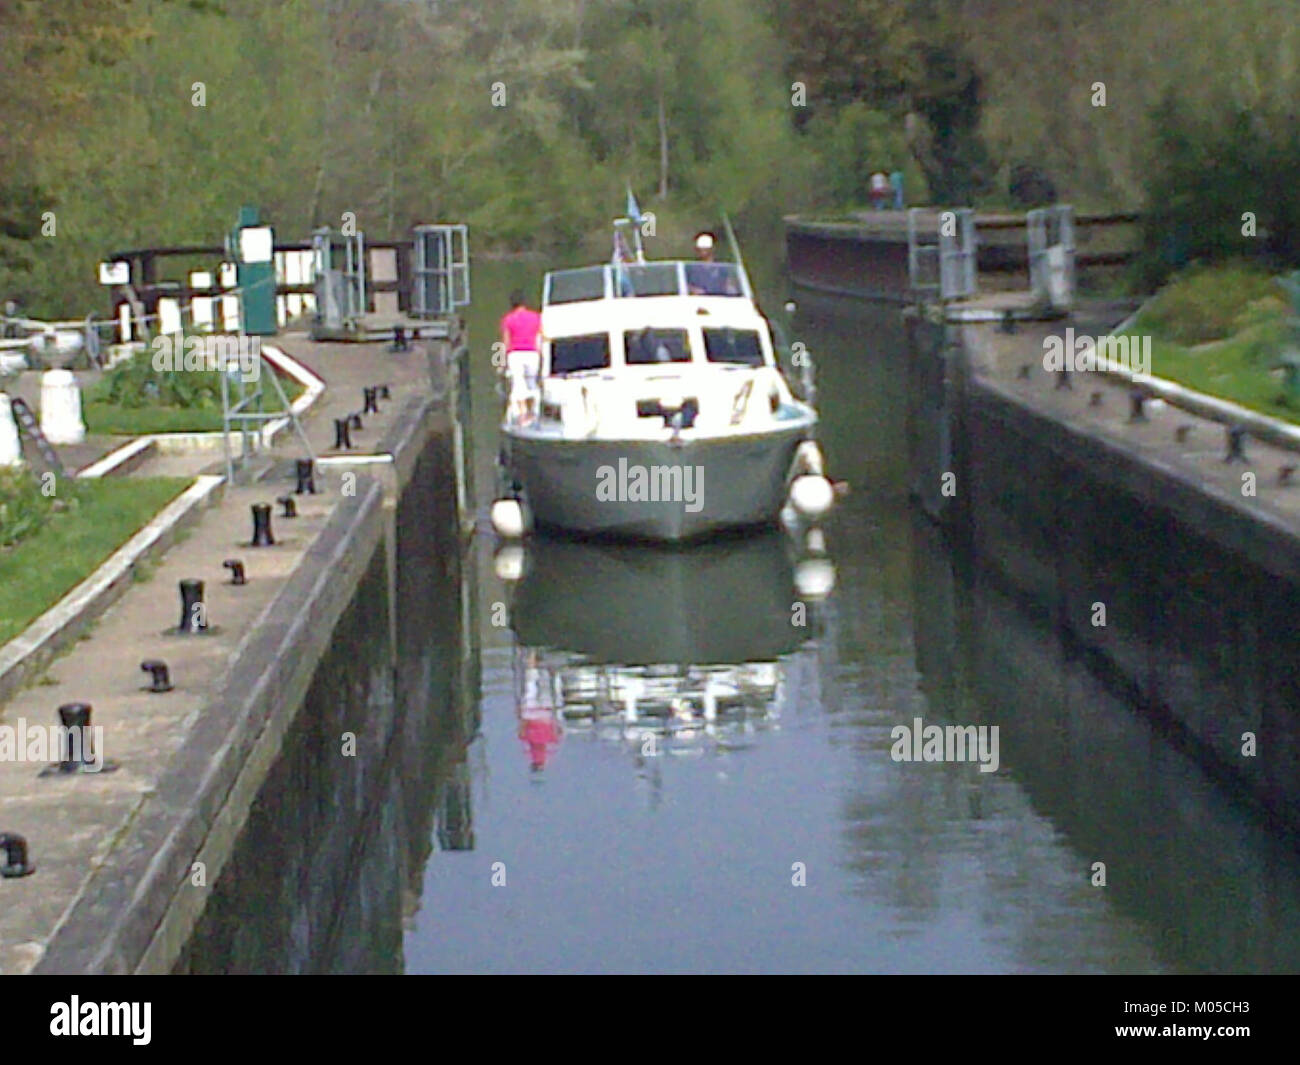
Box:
[500,290,543,424]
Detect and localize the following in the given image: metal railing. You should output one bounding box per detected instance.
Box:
[908,207,977,301]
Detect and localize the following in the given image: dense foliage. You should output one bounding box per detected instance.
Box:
[4,0,1300,315]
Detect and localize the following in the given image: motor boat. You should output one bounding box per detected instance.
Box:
[493,210,834,542]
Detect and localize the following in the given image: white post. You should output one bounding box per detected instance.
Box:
[40,369,86,445]
[0,392,23,465]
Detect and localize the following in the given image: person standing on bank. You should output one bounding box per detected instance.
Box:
[500,289,542,425]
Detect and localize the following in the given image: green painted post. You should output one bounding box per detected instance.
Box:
[230,206,277,336]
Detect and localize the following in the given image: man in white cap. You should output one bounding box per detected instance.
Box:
[687,232,739,295]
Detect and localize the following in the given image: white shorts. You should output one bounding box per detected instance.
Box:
[507,349,540,400]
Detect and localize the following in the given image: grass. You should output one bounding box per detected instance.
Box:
[1138,334,1300,423]
[0,476,189,645]
[1120,263,1300,423]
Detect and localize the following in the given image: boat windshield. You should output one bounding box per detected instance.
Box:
[543,261,749,305]
[613,263,679,297]
[685,262,743,296]
[547,267,607,304]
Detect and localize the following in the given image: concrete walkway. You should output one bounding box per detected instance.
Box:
[961,299,1300,556]
[0,333,446,973]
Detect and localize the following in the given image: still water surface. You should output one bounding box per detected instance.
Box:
[401,252,1300,974]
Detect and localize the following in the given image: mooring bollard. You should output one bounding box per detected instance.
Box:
[223,558,247,585]
[1016,364,1031,380]
[1000,310,1017,334]
[379,383,391,400]
[39,368,86,445]
[391,325,408,352]
[251,504,275,547]
[178,579,208,631]
[141,660,173,693]
[1279,465,1295,486]
[276,495,297,518]
[0,393,22,467]
[295,458,317,495]
[348,412,363,431]
[363,386,379,414]
[1129,389,1147,422]
[0,833,35,878]
[333,418,352,450]
[1225,424,1247,462]
[56,702,93,773]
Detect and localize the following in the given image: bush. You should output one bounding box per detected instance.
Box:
[1134,96,1300,290]
[94,348,223,410]
[1134,263,1281,345]
[0,467,77,548]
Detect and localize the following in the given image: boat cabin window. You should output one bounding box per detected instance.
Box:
[703,327,764,367]
[624,327,691,365]
[550,333,610,374]
[615,263,680,297]
[685,262,743,296]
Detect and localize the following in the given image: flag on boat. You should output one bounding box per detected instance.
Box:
[626,188,642,226]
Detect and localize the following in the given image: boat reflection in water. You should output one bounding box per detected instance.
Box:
[500,530,834,772]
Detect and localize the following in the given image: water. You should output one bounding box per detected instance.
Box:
[396,253,1300,974]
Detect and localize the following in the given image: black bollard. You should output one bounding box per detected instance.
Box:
[0,833,35,878]
[295,458,317,495]
[1090,391,1103,407]
[223,559,247,585]
[1225,425,1247,463]
[379,383,391,400]
[1000,310,1017,334]
[348,412,363,431]
[334,418,352,450]
[277,495,297,519]
[1129,389,1147,422]
[1280,465,1295,486]
[141,660,173,693]
[178,579,208,631]
[251,504,275,547]
[56,702,93,773]
[363,386,379,414]
[1017,364,1032,380]
[1175,425,1193,443]
[391,325,408,352]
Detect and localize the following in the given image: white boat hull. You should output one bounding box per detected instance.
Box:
[502,420,812,541]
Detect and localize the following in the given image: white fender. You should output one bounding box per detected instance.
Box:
[493,544,527,581]
[790,474,834,518]
[491,498,531,539]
